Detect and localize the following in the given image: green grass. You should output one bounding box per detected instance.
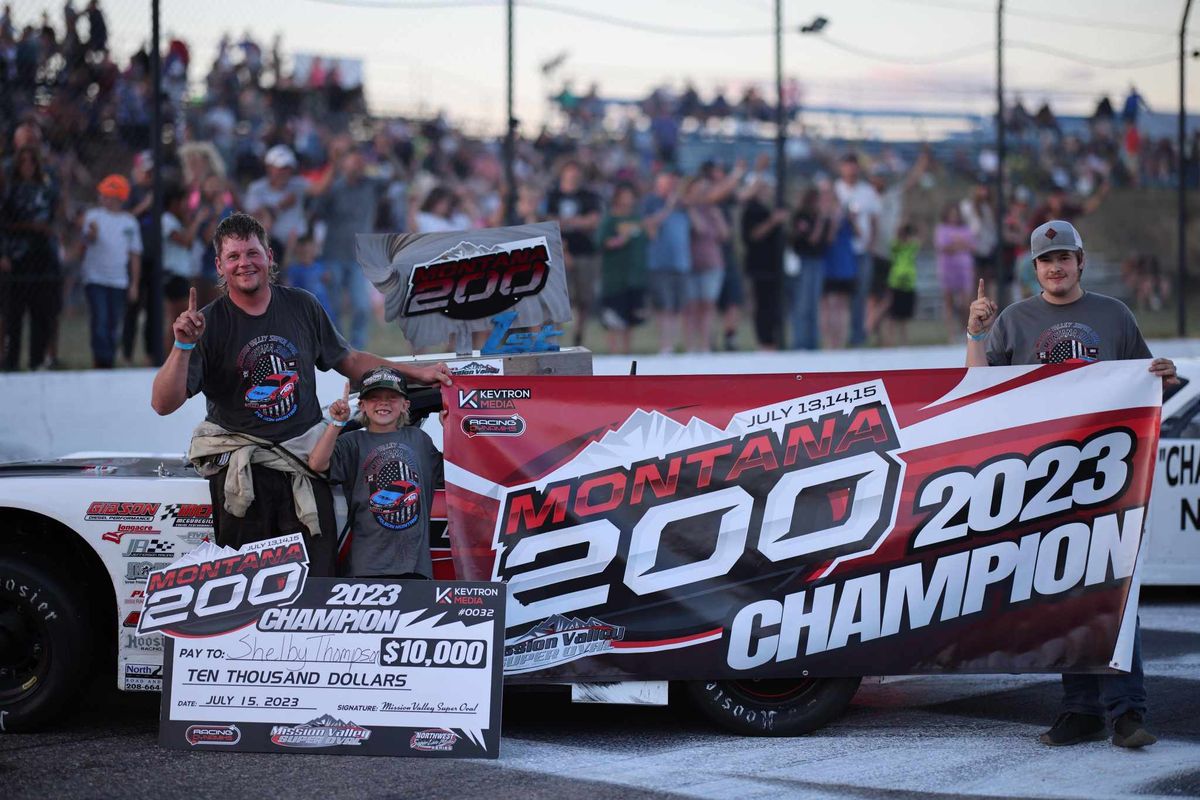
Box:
[28,286,1200,373]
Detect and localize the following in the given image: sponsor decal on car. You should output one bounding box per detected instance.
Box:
[124,588,146,606]
[461,414,525,438]
[409,728,460,752]
[186,724,241,746]
[86,502,160,522]
[160,503,214,528]
[125,561,155,584]
[123,663,163,692]
[123,632,163,652]
[102,524,161,544]
[124,538,175,558]
[175,529,212,547]
[457,388,531,410]
[269,715,371,748]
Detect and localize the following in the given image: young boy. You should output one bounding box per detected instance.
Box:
[884,222,920,347]
[286,231,334,318]
[308,366,443,579]
[81,174,142,368]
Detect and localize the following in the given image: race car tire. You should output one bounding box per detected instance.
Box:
[687,676,862,736]
[0,556,93,732]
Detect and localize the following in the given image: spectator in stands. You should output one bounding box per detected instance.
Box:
[597,182,646,354]
[193,172,232,307]
[822,184,857,351]
[545,159,602,347]
[788,185,834,351]
[683,175,728,354]
[883,221,921,347]
[643,170,688,355]
[412,185,470,233]
[834,153,880,347]
[1,145,61,371]
[866,152,927,344]
[961,180,999,299]
[1028,181,1108,232]
[703,159,748,351]
[285,230,333,317]
[80,174,141,368]
[122,151,157,366]
[243,145,315,266]
[934,202,976,342]
[160,184,205,355]
[312,148,383,350]
[740,176,787,350]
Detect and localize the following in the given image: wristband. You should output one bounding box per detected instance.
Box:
[326,418,347,427]
[966,328,989,341]
[173,340,196,350]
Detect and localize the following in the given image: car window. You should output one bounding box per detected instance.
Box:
[1163,379,1200,439]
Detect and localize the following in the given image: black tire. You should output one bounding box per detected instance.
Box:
[687,676,862,736]
[0,556,93,732]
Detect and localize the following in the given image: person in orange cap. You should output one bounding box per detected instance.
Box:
[80,173,142,367]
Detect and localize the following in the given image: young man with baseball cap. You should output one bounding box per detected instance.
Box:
[309,366,443,579]
[965,219,1176,748]
[81,174,142,367]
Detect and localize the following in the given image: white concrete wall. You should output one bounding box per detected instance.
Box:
[4,340,1199,462]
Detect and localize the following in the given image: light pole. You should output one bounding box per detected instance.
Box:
[504,0,517,225]
[1179,0,1194,337]
[996,0,1006,306]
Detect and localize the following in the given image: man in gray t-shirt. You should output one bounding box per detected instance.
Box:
[966,219,1176,750]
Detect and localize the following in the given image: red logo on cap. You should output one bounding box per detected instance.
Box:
[1045,228,1058,240]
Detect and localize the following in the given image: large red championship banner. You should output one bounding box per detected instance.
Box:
[441,362,1161,682]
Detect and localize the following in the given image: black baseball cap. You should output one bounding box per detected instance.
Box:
[359,366,408,398]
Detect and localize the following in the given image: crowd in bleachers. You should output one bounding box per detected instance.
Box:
[0,3,1183,370]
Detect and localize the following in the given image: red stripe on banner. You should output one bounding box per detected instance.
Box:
[612,628,723,649]
[899,361,1090,427]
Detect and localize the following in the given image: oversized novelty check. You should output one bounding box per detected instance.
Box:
[141,535,504,757]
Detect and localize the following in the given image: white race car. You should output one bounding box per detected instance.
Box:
[1,369,1196,733]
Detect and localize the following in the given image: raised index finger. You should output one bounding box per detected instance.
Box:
[343,381,350,402]
[188,287,197,312]
[977,278,986,300]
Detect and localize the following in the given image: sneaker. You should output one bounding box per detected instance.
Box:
[1112,711,1157,748]
[1038,712,1106,746]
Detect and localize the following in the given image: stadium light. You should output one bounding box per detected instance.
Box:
[800,16,829,35]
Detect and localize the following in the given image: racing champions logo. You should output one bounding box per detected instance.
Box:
[238,334,302,422]
[404,238,551,320]
[363,442,423,531]
[491,383,905,662]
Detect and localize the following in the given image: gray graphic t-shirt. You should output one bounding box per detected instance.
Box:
[328,427,444,578]
[986,292,1150,366]
[187,285,350,442]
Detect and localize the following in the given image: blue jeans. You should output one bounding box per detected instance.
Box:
[849,252,872,346]
[325,259,370,350]
[786,267,823,350]
[1061,620,1147,721]
[84,283,126,368]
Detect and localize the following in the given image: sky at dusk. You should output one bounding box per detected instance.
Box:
[12,0,1200,136]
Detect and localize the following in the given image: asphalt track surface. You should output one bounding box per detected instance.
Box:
[3,591,1198,800]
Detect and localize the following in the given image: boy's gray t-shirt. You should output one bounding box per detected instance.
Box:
[328,427,443,578]
[986,291,1151,366]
